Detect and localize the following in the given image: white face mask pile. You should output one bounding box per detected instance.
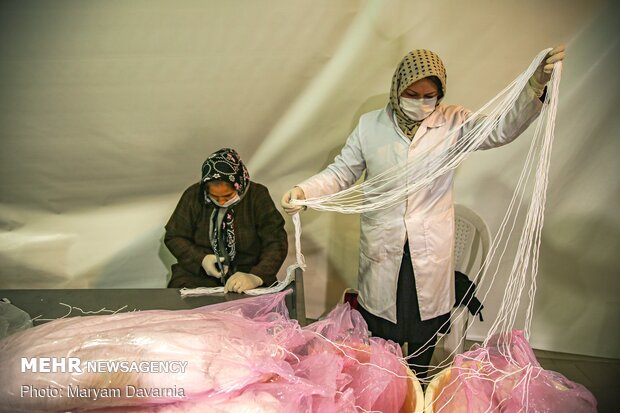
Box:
[400,96,437,121]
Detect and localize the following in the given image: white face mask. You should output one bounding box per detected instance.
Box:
[399,96,437,121]
[210,194,240,208]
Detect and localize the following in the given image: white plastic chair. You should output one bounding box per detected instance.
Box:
[340,204,490,360]
[437,203,490,359]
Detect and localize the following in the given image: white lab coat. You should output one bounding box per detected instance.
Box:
[298,85,543,323]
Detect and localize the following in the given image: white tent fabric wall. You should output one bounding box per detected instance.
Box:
[0,0,618,358]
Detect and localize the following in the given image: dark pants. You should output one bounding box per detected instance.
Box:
[358,241,449,379]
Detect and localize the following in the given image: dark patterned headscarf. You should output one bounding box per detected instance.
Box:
[201,148,250,280]
[389,49,447,139]
[201,148,250,200]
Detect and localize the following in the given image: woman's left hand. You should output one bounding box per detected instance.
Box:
[224,272,264,293]
[532,44,566,86]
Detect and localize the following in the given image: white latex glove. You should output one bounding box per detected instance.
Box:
[280,186,306,215]
[202,254,225,278]
[529,44,566,96]
[224,272,264,293]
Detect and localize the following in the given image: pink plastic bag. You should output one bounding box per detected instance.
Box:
[0,292,301,413]
[89,302,409,413]
[433,330,597,413]
[1,293,409,413]
[296,303,409,413]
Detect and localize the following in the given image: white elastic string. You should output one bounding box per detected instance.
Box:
[32,302,133,323]
[291,212,307,271]
[439,62,561,369]
[486,62,562,348]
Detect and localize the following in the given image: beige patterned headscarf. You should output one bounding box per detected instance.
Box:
[389,49,447,139]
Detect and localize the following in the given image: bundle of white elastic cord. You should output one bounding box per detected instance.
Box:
[180,214,306,297]
[295,49,551,215]
[291,49,562,373]
[418,63,564,413]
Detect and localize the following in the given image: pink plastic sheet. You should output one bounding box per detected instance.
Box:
[0,292,408,413]
[432,330,597,413]
[298,302,408,413]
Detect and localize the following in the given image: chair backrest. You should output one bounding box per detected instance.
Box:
[433,204,492,361]
[453,204,491,282]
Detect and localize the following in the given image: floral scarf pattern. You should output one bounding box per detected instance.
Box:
[201,148,250,278]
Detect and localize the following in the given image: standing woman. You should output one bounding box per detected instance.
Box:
[166,148,288,293]
[281,47,565,377]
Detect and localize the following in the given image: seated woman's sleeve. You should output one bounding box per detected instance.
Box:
[249,185,289,286]
[164,184,208,277]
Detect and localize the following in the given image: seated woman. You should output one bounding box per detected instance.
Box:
[165,148,288,293]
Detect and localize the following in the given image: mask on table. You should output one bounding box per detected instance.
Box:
[400,96,437,121]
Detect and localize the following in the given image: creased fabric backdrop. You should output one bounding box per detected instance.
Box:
[0,0,618,358]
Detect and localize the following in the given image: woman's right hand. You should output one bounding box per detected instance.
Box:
[280,186,306,215]
[202,254,225,278]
